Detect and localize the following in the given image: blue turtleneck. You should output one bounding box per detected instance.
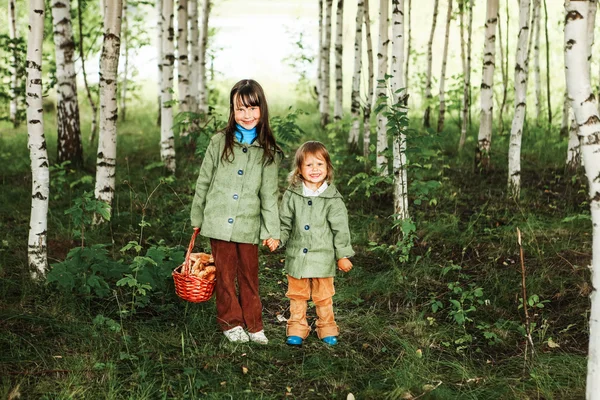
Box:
[235,124,258,144]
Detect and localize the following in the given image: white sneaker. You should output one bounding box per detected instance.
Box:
[248,330,269,345]
[223,326,249,343]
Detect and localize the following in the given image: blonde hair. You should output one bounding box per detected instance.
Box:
[288,141,334,186]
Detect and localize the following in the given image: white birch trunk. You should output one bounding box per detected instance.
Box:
[94,0,123,211]
[391,0,408,221]
[188,0,199,112]
[177,0,190,113]
[564,3,600,398]
[459,0,473,151]
[157,0,163,125]
[320,0,333,127]
[437,0,453,133]
[533,0,541,123]
[77,0,98,142]
[497,3,508,134]
[120,0,128,121]
[52,0,83,168]
[375,0,389,174]
[404,0,411,94]
[317,0,324,111]
[349,0,364,146]
[567,108,581,169]
[9,0,18,126]
[423,0,439,129]
[562,90,570,136]
[477,0,499,168]
[363,0,374,160]
[161,0,176,173]
[198,0,210,113]
[507,0,531,198]
[27,0,49,279]
[333,0,344,121]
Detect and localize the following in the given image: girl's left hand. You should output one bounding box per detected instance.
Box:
[337,258,353,272]
[262,238,280,252]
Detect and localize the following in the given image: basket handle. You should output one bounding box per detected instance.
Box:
[182,227,200,275]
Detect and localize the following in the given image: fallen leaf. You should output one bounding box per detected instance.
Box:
[415,349,422,358]
[422,384,435,392]
[347,393,355,400]
[220,381,226,386]
[276,314,288,322]
[400,392,413,399]
[547,338,560,348]
[242,366,249,374]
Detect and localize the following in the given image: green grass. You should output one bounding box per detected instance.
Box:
[0,90,592,399]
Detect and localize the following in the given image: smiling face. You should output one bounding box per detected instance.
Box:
[233,94,261,130]
[300,152,328,191]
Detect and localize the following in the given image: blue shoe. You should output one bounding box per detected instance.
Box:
[286,336,303,346]
[322,336,338,346]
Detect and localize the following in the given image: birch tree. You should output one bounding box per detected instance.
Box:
[404,0,411,93]
[161,0,176,173]
[188,0,199,112]
[198,0,210,113]
[52,0,83,168]
[94,0,123,212]
[458,0,473,150]
[375,0,389,174]
[349,0,364,146]
[317,0,324,114]
[423,0,439,129]
[320,0,333,127]
[333,0,344,121]
[120,0,129,121]
[498,0,509,134]
[9,0,19,127]
[156,0,162,125]
[543,0,551,124]
[563,2,600,397]
[78,0,98,142]
[27,0,49,278]
[507,0,531,198]
[533,0,541,123]
[437,0,453,133]
[391,0,408,220]
[177,0,191,113]
[476,0,499,169]
[363,0,374,161]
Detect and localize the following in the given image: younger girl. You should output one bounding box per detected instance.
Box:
[275,141,354,346]
[191,79,281,344]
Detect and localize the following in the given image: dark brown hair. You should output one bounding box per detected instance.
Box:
[288,141,334,186]
[222,79,281,164]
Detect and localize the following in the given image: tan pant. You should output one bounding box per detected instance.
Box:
[285,275,339,339]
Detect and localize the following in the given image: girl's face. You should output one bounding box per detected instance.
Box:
[233,94,261,130]
[300,152,328,190]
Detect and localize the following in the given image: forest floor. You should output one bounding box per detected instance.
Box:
[0,105,592,399]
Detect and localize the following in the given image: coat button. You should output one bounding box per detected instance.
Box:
[233,194,239,200]
[238,169,244,175]
[304,225,310,230]
[228,218,234,223]
[308,200,312,206]
[242,147,248,153]
[303,248,308,253]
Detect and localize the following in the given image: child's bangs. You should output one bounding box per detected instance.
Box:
[235,90,260,108]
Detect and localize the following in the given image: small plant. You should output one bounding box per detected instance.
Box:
[64,191,111,246]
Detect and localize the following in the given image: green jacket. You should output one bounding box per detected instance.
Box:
[190,133,281,244]
[279,183,354,279]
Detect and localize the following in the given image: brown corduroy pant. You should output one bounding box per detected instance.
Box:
[210,239,263,333]
[286,275,339,339]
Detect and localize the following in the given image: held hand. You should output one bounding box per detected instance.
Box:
[337,258,353,272]
[263,238,280,252]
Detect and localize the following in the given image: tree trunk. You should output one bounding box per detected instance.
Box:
[52,0,83,168]
[476,0,499,170]
[507,0,531,199]
[188,0,199,112]
[198,0,210,114]
[78,0,98,143]
[459,0,473,151]
[543,0,551,125]
[498,1,509,134]
[156,0,163,126]
[317,0,324,112]
[533,0,541,124]
[120,0,128,121]
[333,0,344,121]
[404,0,411,94]
[566,108,580,170]
[363,0,374,163]
[27,0,49,279]
[94,0,123,213]
[391,0,404,96]
[177,0,190,114]
[349,0,364,146]
[9,0,19,127]
[423,0,439,129]
[437,0,453,133]
[161,0,176,173]
[320,0,333,127]
[375,0,389,175]
[563,3,600,397]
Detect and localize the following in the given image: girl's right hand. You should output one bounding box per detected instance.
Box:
[262,238,279,252]
[337,258,353,272]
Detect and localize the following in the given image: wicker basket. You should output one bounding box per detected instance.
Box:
[172,228,216,303]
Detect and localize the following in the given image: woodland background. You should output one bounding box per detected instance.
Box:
[0,0,596,399]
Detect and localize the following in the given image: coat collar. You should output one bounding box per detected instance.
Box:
[287,182,342,199]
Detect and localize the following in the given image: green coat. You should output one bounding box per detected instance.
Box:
[190,133,281,244]
[279,183,354,279]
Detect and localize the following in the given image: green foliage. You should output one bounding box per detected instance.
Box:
[0,33,26,124]
[65,191,111,242]
[270,106,305,153]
